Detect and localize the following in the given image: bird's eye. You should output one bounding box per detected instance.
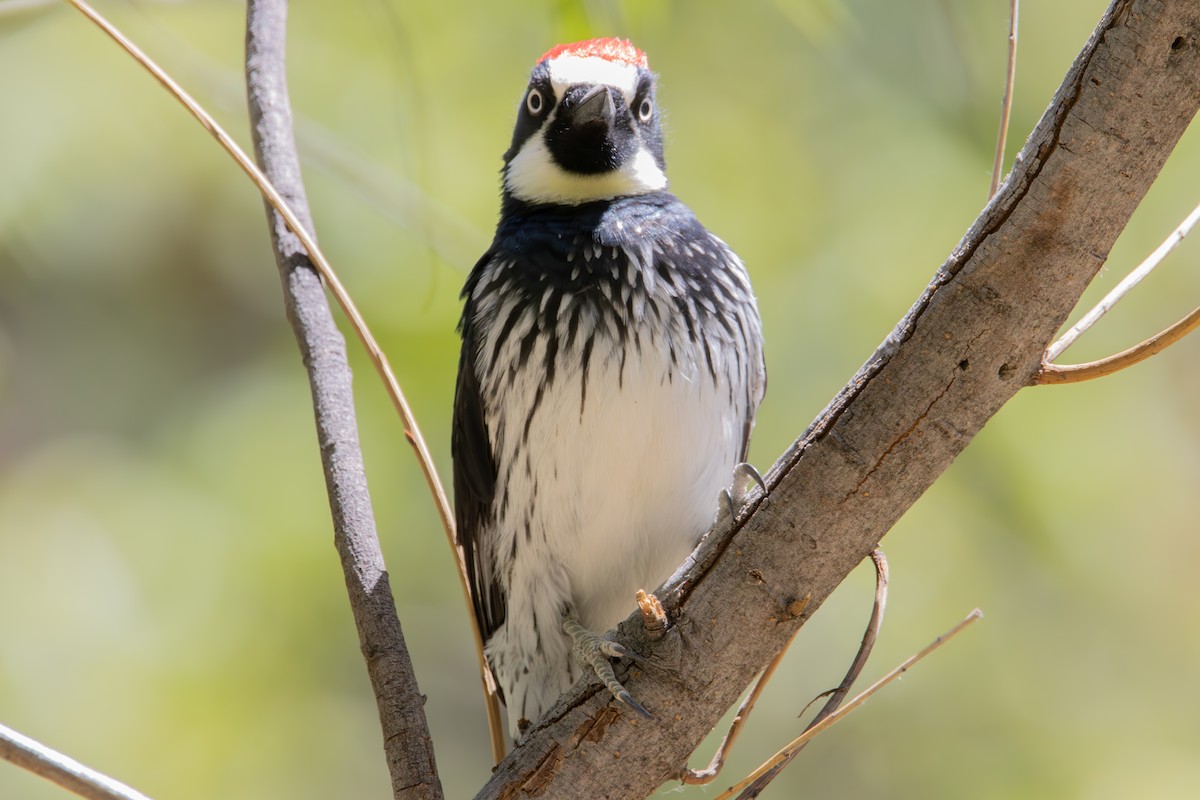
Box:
[637,97,653,122]
[526,88,544,116]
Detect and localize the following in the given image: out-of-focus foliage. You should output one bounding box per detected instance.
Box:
[1,1,1198,798]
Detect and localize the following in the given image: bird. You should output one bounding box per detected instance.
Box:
[452,37,766,741]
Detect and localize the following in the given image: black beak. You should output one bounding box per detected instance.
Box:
[543,83,634,175]
[571,84,617,129]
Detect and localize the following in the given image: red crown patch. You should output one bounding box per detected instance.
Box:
[538,37,648,69]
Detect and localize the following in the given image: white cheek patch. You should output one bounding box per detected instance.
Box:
[547,55,639,103]
[506,53,661,204]
[505,133,667,205]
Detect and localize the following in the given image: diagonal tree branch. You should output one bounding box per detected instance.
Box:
[0,722,153,800]
[243,2,442,798]
[476,1,1200,797]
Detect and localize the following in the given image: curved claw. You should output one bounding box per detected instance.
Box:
[734,462,767,495]
[616,689,654,719]
[599,639,646,665]
[723,462,767,517]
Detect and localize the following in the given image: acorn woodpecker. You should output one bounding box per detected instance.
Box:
[453,37,766,740]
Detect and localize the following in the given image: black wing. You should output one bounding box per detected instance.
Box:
[739,310,766,463]
[706,233,766,465]
[452,265,506,648]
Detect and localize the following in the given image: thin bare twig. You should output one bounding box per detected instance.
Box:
[61,0,505,761]
[681,551,886,789]
[1046,198,1200,362]
[989,0,1020,199]
[1040,196,1200,384]
[0,722,153,800]
[732,549,889,798]
[678,596,808,786]
[1037,304,1200,384]
[710,609,984,800]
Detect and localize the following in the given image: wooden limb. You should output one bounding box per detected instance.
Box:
[244,2,442,797]
[989,0,1020,199]
[0,722,153,800]
[1036,304,1200,384]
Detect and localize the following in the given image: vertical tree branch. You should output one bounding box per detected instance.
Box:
[244,2,442,798]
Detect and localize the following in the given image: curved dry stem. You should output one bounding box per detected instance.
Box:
[0,722,153,800]
[62,0,504,763]
[1037,304,1200,384]
[731,549,889,799]
[989,0,1020,199]
[712,609,984,800]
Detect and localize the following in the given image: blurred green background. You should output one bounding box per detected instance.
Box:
[2,1,1198,798]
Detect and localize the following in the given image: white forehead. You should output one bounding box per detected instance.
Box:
[546,55,640,102]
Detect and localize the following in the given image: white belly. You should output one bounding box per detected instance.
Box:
[551,348,739,632]
[473,252,760,736]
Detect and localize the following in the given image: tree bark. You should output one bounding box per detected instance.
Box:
[243,2,443,798]
[476,1,1200,797]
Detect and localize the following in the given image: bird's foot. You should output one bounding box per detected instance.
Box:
[563,615,653,719]
[716,462,768,524]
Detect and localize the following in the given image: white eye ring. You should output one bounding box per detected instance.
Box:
[637,97,653,122]
[526,88,544,115]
